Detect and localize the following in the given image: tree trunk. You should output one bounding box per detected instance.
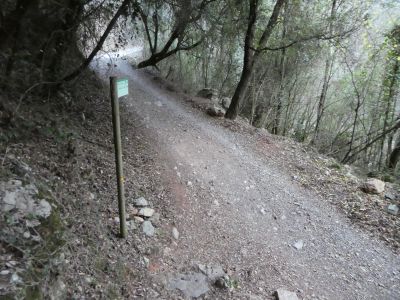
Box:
[312,0,337,143]
[225,0,259,119]
[62,0,131,82]
[225,0,285,120]
[378,59,399,169]
[388,132,400,170]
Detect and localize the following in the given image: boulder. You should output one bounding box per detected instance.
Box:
[361,178,385,194]
[206,104,225,117]
[197,88,218,100]
[220,97,231,109]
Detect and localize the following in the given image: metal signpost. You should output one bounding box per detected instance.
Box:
[110,76,129,238]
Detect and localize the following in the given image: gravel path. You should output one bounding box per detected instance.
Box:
[97,59,400,300]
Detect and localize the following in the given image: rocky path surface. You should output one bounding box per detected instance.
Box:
[97,59,400,300]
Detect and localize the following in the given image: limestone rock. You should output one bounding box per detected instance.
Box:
[172,227,179,240]
[387,204,399,215]
[275,289,299,300]
[167,272,209,298]
[197,264,225,281]
[133,197,148,207]
[138,207,155,217]
[220,97,231,109]
[142,221,155,236]
[361,178,385,194]
[293,240,303,250]
[1,180,51,219]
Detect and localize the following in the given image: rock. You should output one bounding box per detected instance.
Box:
[142,221,155,236]
[149,212,160,226]
[197,264,225,281]
[172,227,179,240]
[129,208,139,218]
[133,197,148,207]
[133,216,144,223]
[206,104,225,117]
[220,97,231,109]
[10,273,22,284]
[143,257,150,268]
[275,289,299,300]
[36,199,52,218]
[197,88,218,100]
[361,178,385,194]
[1,181,51,219]
[387,204,399,215]
[293,240,304,250]
[138,207,155,217]
[384,193,396,201]
[167,272,209,298]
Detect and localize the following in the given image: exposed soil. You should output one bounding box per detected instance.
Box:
[90,58,399,299]
[1,57,399,299]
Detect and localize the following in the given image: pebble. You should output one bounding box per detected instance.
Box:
[387,204,399,215]
[293,240,304,250]
[172,227,179,240]
[133,197,148,207]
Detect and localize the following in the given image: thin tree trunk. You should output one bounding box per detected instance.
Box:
[378,59,399,169]
[62,0,131,82]
[225,0,285,119]
[272,2,287,135]
[312,0,337,143]
[388,132,400,170]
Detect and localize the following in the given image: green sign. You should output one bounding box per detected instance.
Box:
[117,78,129,98]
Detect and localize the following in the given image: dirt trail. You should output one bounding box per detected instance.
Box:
[96,59,400,299]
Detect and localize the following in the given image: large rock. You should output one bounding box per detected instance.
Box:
[197,264,225,281]
[1,180,51,219]
[142,221,155,236]
[197,88,218,101]
[206,104,225,117]
[220,97,231,109]
[167,272,209,298]
[361,178,385,194]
